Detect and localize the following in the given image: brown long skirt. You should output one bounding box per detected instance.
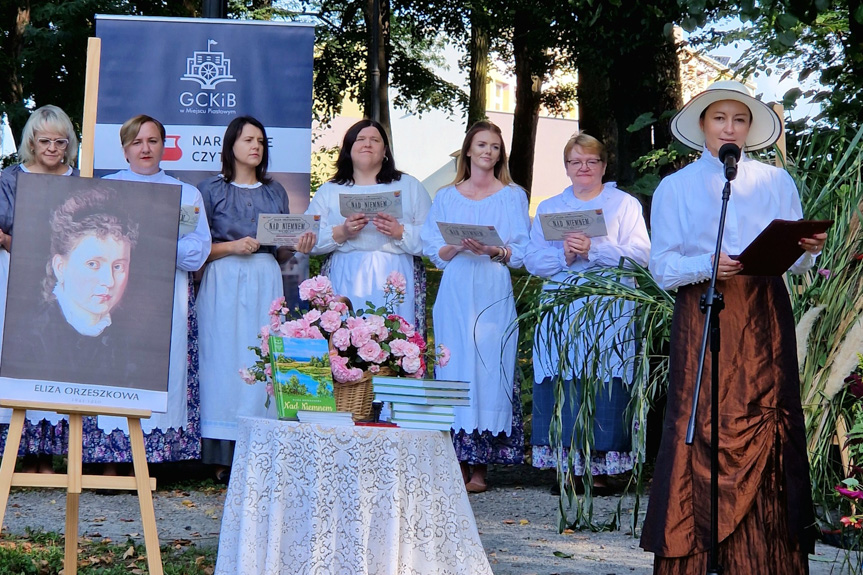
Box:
[640,276,815,573]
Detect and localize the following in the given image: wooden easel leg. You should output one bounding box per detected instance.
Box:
[128,417,163,575]
[65,413,83,575]
[0,408,26,530]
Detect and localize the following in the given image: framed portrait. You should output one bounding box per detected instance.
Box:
[0,173,180,413]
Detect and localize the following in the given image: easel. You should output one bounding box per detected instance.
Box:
[0,400,162,575]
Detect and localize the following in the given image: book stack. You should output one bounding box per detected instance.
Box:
[372,376,470,431]
[296,410,355,426]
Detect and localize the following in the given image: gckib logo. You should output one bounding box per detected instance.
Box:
[178,39,238,116]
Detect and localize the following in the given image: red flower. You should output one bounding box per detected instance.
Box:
[841,516,863,529]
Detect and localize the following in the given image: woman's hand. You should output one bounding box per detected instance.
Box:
[0,228,10,252]
[333,214,369,244]
[295,231,317,254]
[563,232,590,265]
[800,232,827,253]
[373,212,404,240]
[712,252,744,279]
[462,238,506,258]
[233,236,260,256]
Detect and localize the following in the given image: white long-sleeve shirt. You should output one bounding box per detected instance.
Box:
[104,169,211,272]
[649,151,817,290]
[306,175,431,256]
[524,182,650,383]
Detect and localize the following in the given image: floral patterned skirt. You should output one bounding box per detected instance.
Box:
[0,418,69,457]
[452,372,524,465]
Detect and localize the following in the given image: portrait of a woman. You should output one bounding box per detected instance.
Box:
[20,188,139,382]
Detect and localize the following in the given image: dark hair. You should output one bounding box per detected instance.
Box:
[452,121,512,185]
[331,119,402,185]
[220,116,272,184]
[43,189,139,302]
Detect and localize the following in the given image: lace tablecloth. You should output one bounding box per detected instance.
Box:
[215,417,493,575]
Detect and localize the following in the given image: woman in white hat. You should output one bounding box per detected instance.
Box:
[640,80,826,573]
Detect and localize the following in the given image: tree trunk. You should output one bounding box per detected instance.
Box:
[364,0,392,139]
[509,10,542,198]
[577,65,616,180]
[2,3,31,147]
[847,0,863,79]
[610,30,681,187]
[467,6,490,127]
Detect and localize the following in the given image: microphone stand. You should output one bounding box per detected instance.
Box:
[685,177,732,575]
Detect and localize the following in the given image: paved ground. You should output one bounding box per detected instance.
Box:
[0,463,851,574]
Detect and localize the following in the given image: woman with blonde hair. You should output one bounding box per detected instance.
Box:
[0,104,80,473]
[525,132,650,492]
[421,120,530,492]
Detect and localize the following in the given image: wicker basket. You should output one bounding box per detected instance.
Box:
[334,366,395,421]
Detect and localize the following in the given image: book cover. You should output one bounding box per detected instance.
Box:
[391,419,453,431]
[390,402,455,416]
[373,393,470,406]
[269,336,335,420]
[370,386,469,399]
[390,410,455,424]
[372,376,470,391]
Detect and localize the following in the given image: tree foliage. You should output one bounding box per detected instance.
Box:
[694,0,863,126]
[0,0,199,147]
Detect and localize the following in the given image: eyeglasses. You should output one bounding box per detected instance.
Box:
[36,138,70,150]
[566,159,602,169]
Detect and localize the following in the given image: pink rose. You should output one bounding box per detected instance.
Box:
[304,309,322,323]
[239,368,256,385]
[402,356,421,374]
[331,328,351,351]
[374,347,390,363]
[358,340,382,362]
[329,300,349,314]
[369,364,381,374]
[305,326,325,340]
[346,316,365,330]
[264,364,272,378]
[260,326,271,355]
[350,324,373,348]
[386,271,407,294]
[279,320,302,338]
[346,366,364,382]
[269,297,286,315]
[388,314,415,337]
[403,342,421,359]
[408,331,426,351]
[320,310,342,333]
[438,344,451,367]
[389,339,410,357]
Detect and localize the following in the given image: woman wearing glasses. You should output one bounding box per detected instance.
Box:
[524,133,650,494]
[0,105,80,473]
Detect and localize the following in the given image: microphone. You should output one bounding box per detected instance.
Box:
[718,143,741,181]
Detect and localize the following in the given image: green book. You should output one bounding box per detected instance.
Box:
[269,336,335,420]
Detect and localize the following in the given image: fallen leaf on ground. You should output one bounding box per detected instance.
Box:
[502,519,515,524]
[552,551,574,559]
[519,519,529,525]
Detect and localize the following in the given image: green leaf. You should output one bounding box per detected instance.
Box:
[626,112,656,133]
[552,551,574,558]
[777,30,798,47]
[776,13,798,30]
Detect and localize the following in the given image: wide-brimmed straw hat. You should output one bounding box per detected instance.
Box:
[670,80,782,152]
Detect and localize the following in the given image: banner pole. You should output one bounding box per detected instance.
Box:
[80,37,101,178]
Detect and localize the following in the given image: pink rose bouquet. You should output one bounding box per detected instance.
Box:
[243,273,450,400]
